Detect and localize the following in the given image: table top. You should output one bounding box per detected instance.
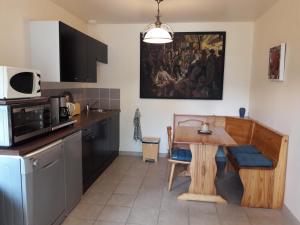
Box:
[174,126,237,146]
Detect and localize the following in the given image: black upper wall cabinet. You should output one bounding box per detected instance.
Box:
[87,36,98,83]
[30,21,108,83]
[59,22,87,82]
[59,22,108,83]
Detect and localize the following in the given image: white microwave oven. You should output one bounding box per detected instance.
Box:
[0,66,41,99]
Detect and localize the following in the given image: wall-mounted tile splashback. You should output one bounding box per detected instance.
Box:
[42,88,120,110]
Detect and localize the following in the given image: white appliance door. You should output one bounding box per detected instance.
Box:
[21,140,66,225]
[5,67,41,99]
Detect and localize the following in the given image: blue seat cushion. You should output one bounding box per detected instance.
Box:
[228,145,261,158]
[171,148,192,162]
[216,146,228,162]
[235,153,273,168]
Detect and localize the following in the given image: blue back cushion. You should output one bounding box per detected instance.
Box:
[171,148,192,162]
[235,153,273,168]
[228,145,261,158]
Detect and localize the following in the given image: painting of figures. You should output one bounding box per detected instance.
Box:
[140,32,226,99]
[268,43,286,81]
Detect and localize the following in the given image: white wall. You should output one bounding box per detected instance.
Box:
[88,22,254,154]
[249,0,300,221]
[0,0,87,68]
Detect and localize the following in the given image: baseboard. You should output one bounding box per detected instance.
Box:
[282,204,300,224]
[119,151,142,157]
[119,151,168,158]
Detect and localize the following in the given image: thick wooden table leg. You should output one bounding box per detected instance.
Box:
[178,144,227,204]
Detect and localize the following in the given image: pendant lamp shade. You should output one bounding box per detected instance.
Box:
[143,0,174,44]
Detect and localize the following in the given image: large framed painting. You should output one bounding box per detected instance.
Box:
[140,32,226,100]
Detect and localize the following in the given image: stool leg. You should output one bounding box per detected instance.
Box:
[168,163,176,191]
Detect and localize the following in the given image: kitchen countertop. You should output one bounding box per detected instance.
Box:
[0,110,120,156]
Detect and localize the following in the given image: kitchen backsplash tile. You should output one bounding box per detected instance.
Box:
[110,89,120,100]
[100,88,109,99]
[85,88,100,99]
[42,87,120,110]
[110,99,120,110]
[99,98,110,109]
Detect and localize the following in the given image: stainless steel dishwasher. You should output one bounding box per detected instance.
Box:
[21,140,66,225]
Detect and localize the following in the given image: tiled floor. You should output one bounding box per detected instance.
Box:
[63,156,299,225]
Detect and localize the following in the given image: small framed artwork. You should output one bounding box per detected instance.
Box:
[268,43,286,81]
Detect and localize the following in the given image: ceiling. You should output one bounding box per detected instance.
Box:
[51,0,278,24]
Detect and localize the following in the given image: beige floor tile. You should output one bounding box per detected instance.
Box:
[126,168,148,177]
[69,202,104,220]
[114,155,138,164]
[133,191,162,209]
[190,213,220,225]
[121,174,144,185]
[107,194,136,207]
[188,202,217,215]
[115,182,141,195]
[220,221,251,225]
[61,217,95,225]
[98,206,131,223]
[139,185,165,195]
[245,208,290,225]
[129,163,149,172]
[127,207,159,225]
[160,188,189,212]
[146,167,167,177]
[109,165,131,173]
[140,176,166,191]
[157,209,189,225]
[102,166,126,175]
[82,191,112,205]
[88,181,119,194]
[216,204,250,225]
[94,221,125,225]
[99,172,124,183]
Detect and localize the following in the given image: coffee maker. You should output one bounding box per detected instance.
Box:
[59,96,70,121]
[50,96,77,131]
[50,96,70,124]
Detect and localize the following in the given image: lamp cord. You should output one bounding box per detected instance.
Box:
[155,0,163,26]
[157,0,161,17]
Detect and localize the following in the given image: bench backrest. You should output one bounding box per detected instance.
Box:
[173,114,225,130]
[225,117,254,145]
[251,122,287,167]
[225,117,288,167]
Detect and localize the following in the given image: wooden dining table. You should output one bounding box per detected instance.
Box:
[174,126,237,203]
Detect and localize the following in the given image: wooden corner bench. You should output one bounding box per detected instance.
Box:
[225,117,288,209]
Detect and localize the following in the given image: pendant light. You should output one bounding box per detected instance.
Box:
[143,0,174,44]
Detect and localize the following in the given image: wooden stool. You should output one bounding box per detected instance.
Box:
[142,137,160,162]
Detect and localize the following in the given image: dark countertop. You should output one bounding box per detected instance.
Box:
[0,110,120,156]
